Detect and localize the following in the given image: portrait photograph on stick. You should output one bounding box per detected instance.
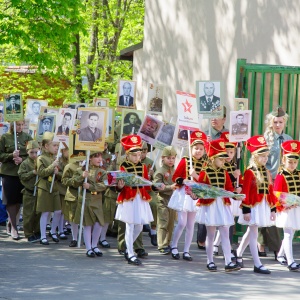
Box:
[155,122,176,149]
[229,110,252,142]
[36,114,56,142]
[53,108,76,143]
[75,107,108,151]
[196,80,223,115]
[25,99,48,124]
[138,114,163,144]
[121,108,144,136]
[3,93,23,122]
[147,83,164,115]
[117,80,136,108]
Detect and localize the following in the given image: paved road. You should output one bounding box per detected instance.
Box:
[1,225,300,300]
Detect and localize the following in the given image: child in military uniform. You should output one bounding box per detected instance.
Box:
[73,151,107,257]
[36,132,61,245]
[169,131,207,261]
[213,132,243,257]
[274,140,300,271]
[153,146,177,254]
[18,140,41,242]
[56,146,69,240]
[194,139,241,272]
[236,135,277,274]
[115,135,153,266]
[61,159,83,247]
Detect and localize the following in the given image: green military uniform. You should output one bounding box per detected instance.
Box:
[232,123,248,135]
[18,156,41,237]
[153,164,176,250]
[56,157,68,214]
[0,131,32,177]
[61,162,80,223]
[73,166,106,226]
[36,151,61,212]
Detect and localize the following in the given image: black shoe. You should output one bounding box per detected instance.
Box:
[28,235,39,243]
[124,251,129,261]
[118,249,125,255]
[182,252,193,261]
[86,249,95,258]
[225,262,241,272]
[143,224,151,233]
[46,224,51,231]
[171,247,180,260]
[51,234,59,243]
[40,238,49,245]
[197,242,206,250]
[149,233,158,246]
[128,256,142,265]
[34,232,41,240]
[254,265,271,274]
[99,240,111,248]
[159,247,171,255]
[58,233,68,240]
[92,247,103,257]
[258,250,267,257]
[136,249,148,258]
[207,262,217,272]
[69,240,78,247]
[236,257,244,268]
[288,262,300,272]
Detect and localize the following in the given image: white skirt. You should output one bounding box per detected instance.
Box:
[115,194,154,225]
[238,198,275,227]
[276,206,300,230]
[168,187,198,212]
[195,197,234,226]
[230,198,242,217]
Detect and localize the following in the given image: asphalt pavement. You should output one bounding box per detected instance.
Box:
[1,224,300,300]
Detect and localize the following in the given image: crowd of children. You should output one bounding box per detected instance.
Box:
[1,107,300,274]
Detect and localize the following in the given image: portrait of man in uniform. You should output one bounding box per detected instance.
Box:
[198,81,221,113]
[5,94,21,114]
[38,116,54,135]
[231,113,248,135]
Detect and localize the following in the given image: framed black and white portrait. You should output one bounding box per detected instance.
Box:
[117,80,136,108]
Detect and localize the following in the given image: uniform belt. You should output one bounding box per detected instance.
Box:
[88,190,99,195]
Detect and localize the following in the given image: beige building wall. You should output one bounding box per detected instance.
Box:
[133,0,300,128]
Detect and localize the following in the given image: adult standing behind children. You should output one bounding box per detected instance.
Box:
[0,120,32,239]
[257,107,292,258]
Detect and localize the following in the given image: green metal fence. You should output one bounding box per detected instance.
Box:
[233,58,300,243]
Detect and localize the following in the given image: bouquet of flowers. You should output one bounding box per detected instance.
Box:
[105,171,153,187]
[274,191,300,211]
[184,181,245,200]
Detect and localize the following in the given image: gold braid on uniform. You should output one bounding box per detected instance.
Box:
[205,166,226,188]
[183,155,208,178]
[223,161,236,175]
[279,169,300,196]
[249,166,269,195]
[121,160,144,177]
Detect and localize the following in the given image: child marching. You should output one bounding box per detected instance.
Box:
[235,135,277,274]
[168,131,207,261]
[274,140,300,271]
[194,139,241,272]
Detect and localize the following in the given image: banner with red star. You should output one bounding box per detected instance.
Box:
[176,90,200,131]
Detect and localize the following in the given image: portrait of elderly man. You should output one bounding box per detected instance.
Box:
[199,82,220,112]
[79,112,102,142]
[119,81,134,107]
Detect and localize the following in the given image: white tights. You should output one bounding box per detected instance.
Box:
[277,228,295,265]
[83,222,103,251]
[70,222,79,241]
[125,223,143,258]
[100,223,109,242]
[206,226,232,265]
[40,210,61,239]
[171,211,196,254]
[236,225,265,269]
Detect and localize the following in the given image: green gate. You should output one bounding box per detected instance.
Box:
[233,58,300,243]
